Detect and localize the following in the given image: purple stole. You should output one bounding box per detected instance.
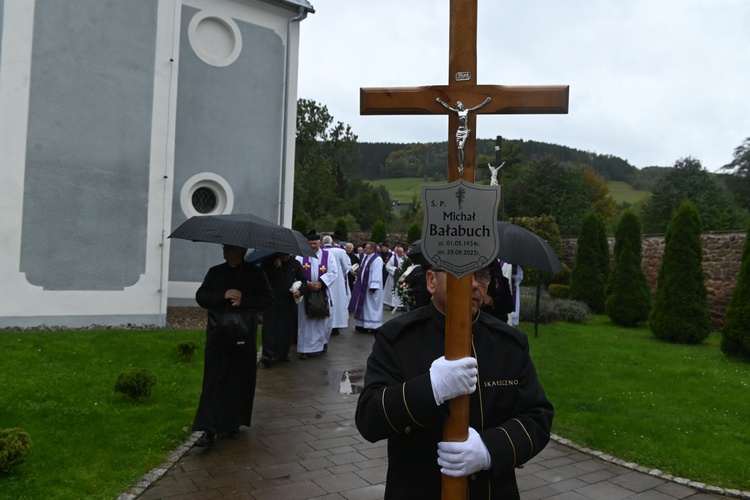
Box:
[348,253,376,319]
[301,250,329,281]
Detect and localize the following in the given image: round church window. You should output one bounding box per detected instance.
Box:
[188,11,242,67]
[191,187,217,214]
[180,173,235,218]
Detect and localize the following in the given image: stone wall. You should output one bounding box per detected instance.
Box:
[562,231,746,330]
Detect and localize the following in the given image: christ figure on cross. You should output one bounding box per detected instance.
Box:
[435,97,491,175]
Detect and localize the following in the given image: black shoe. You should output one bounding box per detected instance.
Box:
[323,343,328,353]
[194,432,215,448]
[331,328,340,335]
[280,354,291,362]
[259,356,271,367]
[298,353,308,360]
[355,326,367,333]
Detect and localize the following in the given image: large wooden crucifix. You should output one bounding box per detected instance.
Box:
[361,1,568,497]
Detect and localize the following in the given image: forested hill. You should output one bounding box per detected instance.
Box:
[354,138,641,184]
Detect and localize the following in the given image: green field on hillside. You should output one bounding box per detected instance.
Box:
[370,177,650,206]
[368,178,444,203]
[606,180,650,204]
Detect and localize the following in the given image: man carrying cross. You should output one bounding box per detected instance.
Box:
[355,265,553,498]
[355,0,567,498]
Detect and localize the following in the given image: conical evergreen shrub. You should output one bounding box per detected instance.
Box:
[606,211,651,326]
[649,200,710,343]
[721,223,750,360]
[569,211,609,313]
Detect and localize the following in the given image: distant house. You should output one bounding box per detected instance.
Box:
[0,0,314,327]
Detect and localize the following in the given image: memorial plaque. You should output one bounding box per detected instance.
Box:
[421,179,500,278]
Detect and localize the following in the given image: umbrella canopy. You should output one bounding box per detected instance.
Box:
[495,222,563,273]
[169,214,315,257]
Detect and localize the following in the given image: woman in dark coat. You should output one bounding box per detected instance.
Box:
[192,244,274,448]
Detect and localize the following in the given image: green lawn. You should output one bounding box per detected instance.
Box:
[521,315,750,490]
[0,329,205,499]
[1,319,748,497]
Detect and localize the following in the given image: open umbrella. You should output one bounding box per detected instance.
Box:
[169,214,315,257]
[495,222,563,273]
[495,222,564,338]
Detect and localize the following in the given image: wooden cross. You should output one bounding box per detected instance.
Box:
[360,1,568,497]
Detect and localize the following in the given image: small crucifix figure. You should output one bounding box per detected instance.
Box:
[436,97,492,175]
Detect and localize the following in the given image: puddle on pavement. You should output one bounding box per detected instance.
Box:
[327,368,365,394]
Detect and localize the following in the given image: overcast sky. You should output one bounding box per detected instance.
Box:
[297,0,749,172]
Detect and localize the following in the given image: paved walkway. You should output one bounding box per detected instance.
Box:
[128,321,740,500]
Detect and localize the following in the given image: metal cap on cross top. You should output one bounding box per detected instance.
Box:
[359,1,568,497]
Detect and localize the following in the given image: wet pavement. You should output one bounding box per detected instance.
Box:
[123,320,745,500]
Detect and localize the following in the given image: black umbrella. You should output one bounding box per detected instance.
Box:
[169,214,315,257]
[495,222,563,338]
[496,222,563,273]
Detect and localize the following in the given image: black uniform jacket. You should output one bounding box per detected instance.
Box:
[355,302,553,500]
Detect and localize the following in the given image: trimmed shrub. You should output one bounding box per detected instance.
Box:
[114,368,157,401]
[334,217,348,241]
[0,428,31,473]
[519,295,589,323]
[407,223,422,244]
[721,223,750,360]
[546,262,572,287]
[292,214,309,235]
[520,295,557,324]
[174,341,198,362]
[552,299,590,323]
[569,212,610,313]
[650,200,711,344]
[370,220,387,245]
[606,211,652,327]
[548,284,570,300]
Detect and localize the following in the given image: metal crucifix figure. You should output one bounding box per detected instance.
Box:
[435,97,491,175]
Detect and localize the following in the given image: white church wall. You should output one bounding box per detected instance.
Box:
[0,0,308,325]
[0,0,180,327]
[167,0,304,305]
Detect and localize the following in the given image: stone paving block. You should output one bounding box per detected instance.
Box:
[534,464,588,483]
[549,477,589,493]
[353,464,388,485]
[629,490,680,499]
[610,470,666,493]
[340,484,386,500]
[575,481,635,499]
[576,467,619,484]
[654,480,701,498]
[312,471,370,494]
[522,485,570,500]
[255,460,307,480]
[327,463,361,475]
[249,479,327,500]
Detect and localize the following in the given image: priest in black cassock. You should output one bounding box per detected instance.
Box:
[192,244,274,448]
[355,265,553,499]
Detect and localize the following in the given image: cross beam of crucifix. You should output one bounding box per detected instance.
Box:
[359,1,568,497]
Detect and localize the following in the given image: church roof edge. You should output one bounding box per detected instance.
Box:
[269,0,315,14]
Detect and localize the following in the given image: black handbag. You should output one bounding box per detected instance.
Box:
[305,290,330,318]
[206,309,258,349]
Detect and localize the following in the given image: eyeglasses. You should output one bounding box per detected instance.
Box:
[433,269,492,287]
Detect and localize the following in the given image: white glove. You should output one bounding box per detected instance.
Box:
[429,356,477,405]
[437,427,491,477]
